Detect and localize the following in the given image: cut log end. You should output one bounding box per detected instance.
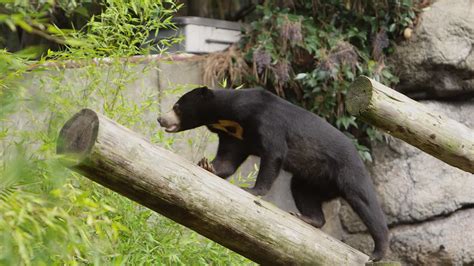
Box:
[346,76,474,174]
[347,76,373,116]
[57,108,99,165]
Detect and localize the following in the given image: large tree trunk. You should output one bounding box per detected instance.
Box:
[346,76,474,173]
[56,109,369,265]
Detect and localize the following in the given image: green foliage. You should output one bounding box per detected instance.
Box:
[1,0,182,57]
[237,0,419,160]
[0,1,252,265]
[0,49,26,117]
[0,0,91,55]
[52,0,183,58]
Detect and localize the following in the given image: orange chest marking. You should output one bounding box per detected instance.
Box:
[210,120,244,140]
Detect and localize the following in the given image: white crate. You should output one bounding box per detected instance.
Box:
[155,17,241,54]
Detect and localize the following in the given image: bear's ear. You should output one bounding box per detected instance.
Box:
[196,86,213,98]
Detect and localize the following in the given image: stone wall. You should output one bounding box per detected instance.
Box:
[392,0,474,100]
[341,101,474,265]
[340,1,474,262]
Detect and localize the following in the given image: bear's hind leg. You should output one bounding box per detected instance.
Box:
[290,177,326,228]
[339,169,389,261]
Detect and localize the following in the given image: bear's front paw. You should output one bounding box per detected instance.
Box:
[242,187,266,197]
[197,157,216,174]
[289,212,325,228]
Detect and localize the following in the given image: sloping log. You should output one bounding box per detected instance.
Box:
[56,108,369,265]
[347,76,474,174]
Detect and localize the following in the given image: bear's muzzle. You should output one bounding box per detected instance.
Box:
[157,110,180,133]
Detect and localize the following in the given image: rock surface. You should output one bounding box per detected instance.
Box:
[340,100,474,232]
[392,0,474,100]
[344,208,474,265]
[340,100,474,264]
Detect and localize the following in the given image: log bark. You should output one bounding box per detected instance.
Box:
[56,109,369,265]
[347,76,474,173]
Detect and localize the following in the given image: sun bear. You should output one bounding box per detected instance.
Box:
[157,86,389,261]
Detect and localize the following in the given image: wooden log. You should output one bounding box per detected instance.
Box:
[347,76,474,174]
[56,109,369,265]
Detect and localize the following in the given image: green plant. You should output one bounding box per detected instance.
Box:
[0,1,254,265]
[47,0,183,59]
[219,0,419,161]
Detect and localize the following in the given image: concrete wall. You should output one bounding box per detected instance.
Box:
[3,56,296,214]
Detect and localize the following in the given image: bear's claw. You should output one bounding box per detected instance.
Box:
[197,157,216,174]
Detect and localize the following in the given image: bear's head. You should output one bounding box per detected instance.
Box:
[157,86,215,132]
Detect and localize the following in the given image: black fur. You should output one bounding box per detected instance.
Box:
[158,87,389,261]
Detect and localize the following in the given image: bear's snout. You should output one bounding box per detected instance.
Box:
[157,110,180,133]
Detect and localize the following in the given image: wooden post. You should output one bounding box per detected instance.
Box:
[56,109,369,265]
[346,76,474,174]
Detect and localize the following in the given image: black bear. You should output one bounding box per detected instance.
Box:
[157,87,389,261]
